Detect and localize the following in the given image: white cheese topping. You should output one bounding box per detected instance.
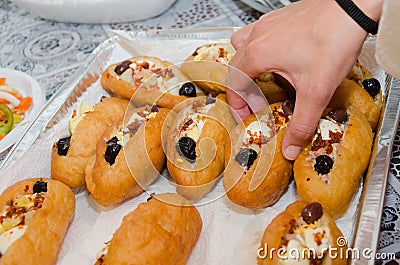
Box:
[0,225,27,255]
[351,64,363,82]
[180,113,206,142]
[281,239,309,265]
[194,45,234,64]
[280,224,331,264]
[69,103,95,135]
[318,119,344,141]
[118,68,134,84]
[242,121,272,152]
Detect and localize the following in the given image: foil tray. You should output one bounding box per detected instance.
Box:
[0,28,399,265]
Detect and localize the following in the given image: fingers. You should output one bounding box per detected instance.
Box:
[246,85,268,113]
[226,89,250,122]
[282,83,334,160]
[225,63,257,121]
[231,23,255,49]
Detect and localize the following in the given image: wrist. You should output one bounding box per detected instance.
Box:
[352,0,383,21]
[334,0,382,34]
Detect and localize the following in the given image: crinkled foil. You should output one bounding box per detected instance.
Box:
[0,28,398,265]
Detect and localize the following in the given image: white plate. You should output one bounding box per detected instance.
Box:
[11,0,177,24]
[0,68,45,153]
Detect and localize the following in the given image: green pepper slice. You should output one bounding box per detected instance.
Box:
[0,104,14,137]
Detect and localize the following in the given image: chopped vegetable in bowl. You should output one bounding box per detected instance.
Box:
[0,77,32,140]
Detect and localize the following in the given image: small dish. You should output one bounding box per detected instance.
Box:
[11,0,177,24]
[0,68,45,153]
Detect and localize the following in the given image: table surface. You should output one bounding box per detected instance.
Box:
[0,0,399,263]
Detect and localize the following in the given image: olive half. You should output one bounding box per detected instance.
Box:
[33,180,48,194]
[235,148,258,169]
[301,202,323,224]
[314,155,333,175]
[362,78,380,97]
[105,136,122,166]
[176,136,197,163]
[179,82,197,97]
[57,136,71,156]
[114,60,131,75]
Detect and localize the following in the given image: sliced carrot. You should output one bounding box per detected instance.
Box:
[0,78,6,85]
[16,97,32,114]
[0,113,3,121]
[0,98,10,104]
[0,90,23,100]
[0,135,4,140]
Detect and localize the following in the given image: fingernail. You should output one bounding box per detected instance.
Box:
[284,145,302,160]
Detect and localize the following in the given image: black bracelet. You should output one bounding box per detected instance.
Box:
[335,0,379,35]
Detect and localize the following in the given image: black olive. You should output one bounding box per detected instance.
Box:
[235,148,258,169]
[314,155,334,175]
[105,136,122,166]
[114,60,132,75]
[57,136,71,156]
[301,202,323,224]
[176,136,197,163]
[327,109,348,123]
[282,99,295,117]
[33,180,48,193]
[362,78,380,97]
[179,82,197,97]
[150,105,160,112]
[206,92,217,105]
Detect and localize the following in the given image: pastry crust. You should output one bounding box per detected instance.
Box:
[101,56,199,109]
[0,178,75,265]
[85,107,170,206]
[166,94,236,201]
[258,201,347,265]
[294,107,373,218]
[223,106,292,209]
[330,65,382,130]
[96,193,202,265]
[255,72,288,104]
[180,43,235,93]
[51,97,129,189]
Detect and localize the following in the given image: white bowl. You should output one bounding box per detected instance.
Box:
[12,0,177,24]
[0,68,45,153]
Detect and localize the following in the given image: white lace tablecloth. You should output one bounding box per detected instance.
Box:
[0,0,398,263]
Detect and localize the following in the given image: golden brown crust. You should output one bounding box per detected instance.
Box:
[180,43,235,93]
[166,95,235,200]
[255,72,288,104]
[85,108,170,206]
[258,201,347,265]
[0,178,75,265]
[330,65,382,131]
[101,56,197,109]
[294,107,373,218]
[100,193,202,265]
[223,107,292,209]
[51,97,129,188]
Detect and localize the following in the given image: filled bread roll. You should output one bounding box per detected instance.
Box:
[0,178,75,265]
[51,97,129,188]
[85,105,170,206]
[258,201,347,265]
[94,193,202,265]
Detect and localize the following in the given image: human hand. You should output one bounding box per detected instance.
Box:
[226,0,381,160]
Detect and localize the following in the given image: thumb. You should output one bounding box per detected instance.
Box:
[282,85,333,160]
